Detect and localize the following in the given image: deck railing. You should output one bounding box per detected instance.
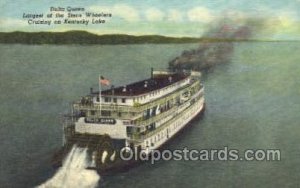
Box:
[73,81,202,114]
[128,92,204,141]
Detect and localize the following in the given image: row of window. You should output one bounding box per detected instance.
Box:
[100,79,188,105]
[145,130,166,147]
[145,107,191,147]
[103,97,126,103]
[133,80,187,103]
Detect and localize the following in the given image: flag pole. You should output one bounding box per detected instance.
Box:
[99,75,102,117]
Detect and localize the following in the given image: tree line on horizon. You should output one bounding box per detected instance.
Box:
[0,31,258,45]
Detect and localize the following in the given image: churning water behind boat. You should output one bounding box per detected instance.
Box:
[37,145,100,188]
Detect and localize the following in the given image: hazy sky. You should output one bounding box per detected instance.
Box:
[1,0,300,40]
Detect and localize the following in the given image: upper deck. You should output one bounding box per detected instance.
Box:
[96,72,188,97]
[77,70,201,107]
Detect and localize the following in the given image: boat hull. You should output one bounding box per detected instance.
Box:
[95,102,206,175]
[52,102,205,174]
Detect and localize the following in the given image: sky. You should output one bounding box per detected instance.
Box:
[0,0,300,40]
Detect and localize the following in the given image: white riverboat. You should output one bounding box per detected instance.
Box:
[56,69,205,172]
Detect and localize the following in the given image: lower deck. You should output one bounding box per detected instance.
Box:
[130,96,205,154]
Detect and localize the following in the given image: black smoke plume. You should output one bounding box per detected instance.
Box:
[168,17,265,71]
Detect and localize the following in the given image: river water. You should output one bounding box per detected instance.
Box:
[0,42,299,187]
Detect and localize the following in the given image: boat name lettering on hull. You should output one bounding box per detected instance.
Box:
[98,118,116,124]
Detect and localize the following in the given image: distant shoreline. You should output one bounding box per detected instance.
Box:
[0,31,294,45]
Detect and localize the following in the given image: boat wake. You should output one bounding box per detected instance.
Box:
[37,145,100,188]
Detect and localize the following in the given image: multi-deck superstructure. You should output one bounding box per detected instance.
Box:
[57,69,205,172]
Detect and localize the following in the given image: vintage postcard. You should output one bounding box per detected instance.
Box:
[0,0,299,188]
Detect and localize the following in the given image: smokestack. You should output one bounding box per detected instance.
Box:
[90,87,93,94]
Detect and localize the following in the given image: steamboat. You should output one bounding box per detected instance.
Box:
[53,69,205,173]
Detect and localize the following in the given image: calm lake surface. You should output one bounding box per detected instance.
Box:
[0,42,299,188]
